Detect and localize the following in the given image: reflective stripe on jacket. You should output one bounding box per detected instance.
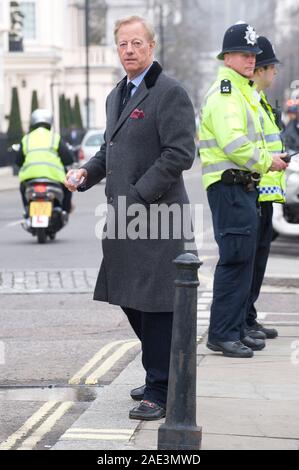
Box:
[199,67,272,190]
[257,91,286,203]
[19,127,65,183]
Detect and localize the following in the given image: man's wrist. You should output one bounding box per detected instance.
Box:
[80,168,88,180]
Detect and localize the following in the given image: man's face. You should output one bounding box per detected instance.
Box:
[257,64,278,89]
[116,22,155,79]
[224,52,256,78]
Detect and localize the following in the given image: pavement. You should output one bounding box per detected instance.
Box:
[1,167,299,450]
[50,324,299,451]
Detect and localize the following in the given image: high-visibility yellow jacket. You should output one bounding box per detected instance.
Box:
[199,67,272,190]
[257,91,286,203]
[19,127,65,183]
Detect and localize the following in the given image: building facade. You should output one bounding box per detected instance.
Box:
[1,0,152,133]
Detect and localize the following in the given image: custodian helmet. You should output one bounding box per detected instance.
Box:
[217,22,262,60]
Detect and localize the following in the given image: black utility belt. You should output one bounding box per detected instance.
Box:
[221,169,261,186]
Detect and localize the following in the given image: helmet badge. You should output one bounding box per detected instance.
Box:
[244,25,258,46]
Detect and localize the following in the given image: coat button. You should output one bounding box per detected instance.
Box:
[110,142,114,147]
[109,197,114,203]
[107,170,112,175]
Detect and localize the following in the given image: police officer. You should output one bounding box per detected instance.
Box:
[245,36,286,340]
[199,23,287,357]
[16,109,74,214]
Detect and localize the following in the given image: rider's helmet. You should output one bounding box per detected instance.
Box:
[30,109,53,130]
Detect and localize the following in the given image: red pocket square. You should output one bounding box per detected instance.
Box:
[130,109,145,119]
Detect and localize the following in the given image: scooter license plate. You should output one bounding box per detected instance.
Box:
[29,202,52,217]
[31,215,49,228]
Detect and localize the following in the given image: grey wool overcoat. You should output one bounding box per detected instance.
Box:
[81,62,196,312]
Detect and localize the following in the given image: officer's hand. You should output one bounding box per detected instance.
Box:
[269,153,288,172]
[64,168,87,192]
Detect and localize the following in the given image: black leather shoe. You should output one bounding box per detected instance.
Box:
[130,384,146,401]
[241,335,265,351]
[244,327,266,340]
[249,321,278,339]
[129,400,166,421]
[207,340,253,358]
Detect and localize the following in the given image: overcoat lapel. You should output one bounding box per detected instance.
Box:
[107,62,162,140]
[106,79,126,137]
[111,81,149,139]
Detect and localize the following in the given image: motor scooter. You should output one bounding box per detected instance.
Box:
[22,178,68,244]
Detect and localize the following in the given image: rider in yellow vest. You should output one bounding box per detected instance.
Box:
[246,36,286,339]
[16,109,74,214]
[198,23,287,358]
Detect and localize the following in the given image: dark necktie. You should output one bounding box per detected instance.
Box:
[118,82,135,118]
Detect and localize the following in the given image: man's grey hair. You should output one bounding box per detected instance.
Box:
[114,16,156,43]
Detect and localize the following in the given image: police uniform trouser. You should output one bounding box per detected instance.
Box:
[207,181,259,342]
[246,201,273,326]
[122,307,173,408]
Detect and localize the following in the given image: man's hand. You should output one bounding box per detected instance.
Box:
[269,153,289,172]
[64,168,87,192]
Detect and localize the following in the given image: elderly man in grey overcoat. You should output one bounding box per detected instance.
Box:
[65,15,196,421]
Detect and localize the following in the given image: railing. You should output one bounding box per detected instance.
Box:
[64,46,119,68]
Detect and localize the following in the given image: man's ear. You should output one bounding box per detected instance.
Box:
[149,41,156,53]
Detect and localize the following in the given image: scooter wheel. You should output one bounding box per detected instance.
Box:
[49,233,56,241]
[37,229,47,244]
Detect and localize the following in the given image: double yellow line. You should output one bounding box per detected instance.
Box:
[69,339,140,385]
[0,339,140,450]
[0,401,73,450]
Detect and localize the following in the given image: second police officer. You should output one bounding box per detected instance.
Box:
[199,23,288,358]
[245,36,286,340]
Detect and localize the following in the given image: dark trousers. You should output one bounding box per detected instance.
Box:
[122,307,173,408]
[246,202,273,326]
[207,182,259,342]
[20,182,72,213]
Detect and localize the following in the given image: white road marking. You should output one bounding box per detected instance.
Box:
[198,273,214,283]
[85,340,140,385]
[63,427,133,441]
[257,312,299,320]
[201,292,213,298]
[17,401,73,450]
[63,433,130,441]
[0,401,58,450]
[197,321,210,326]
[198,297,212,304]
[6,220,23,227]
[69,339,136,385]
[197,312,212,319]
[200,255,217,261]
[197,305,211,312]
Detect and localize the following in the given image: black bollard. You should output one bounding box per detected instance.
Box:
[157,253,202,450]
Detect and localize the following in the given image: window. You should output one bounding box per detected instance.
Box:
[20,2,36,40]
[85,133,104,147]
